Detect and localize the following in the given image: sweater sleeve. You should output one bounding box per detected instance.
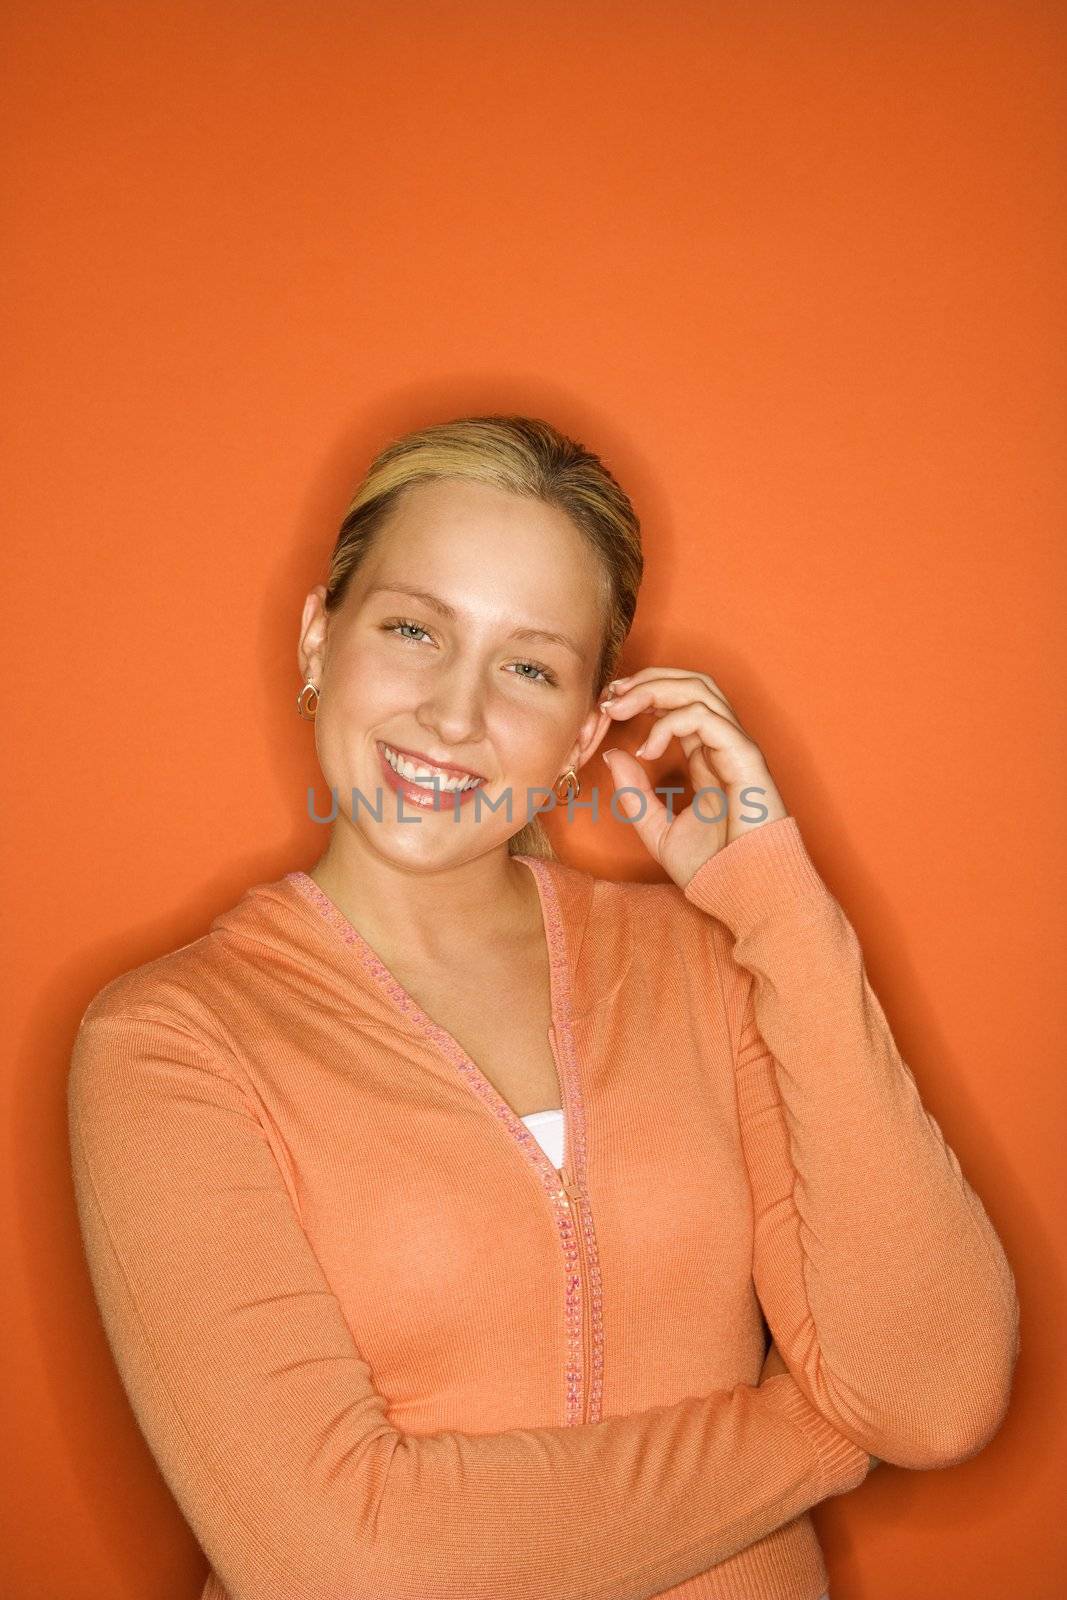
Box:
[682,815,1021,1472]
[67,1003,870,1600]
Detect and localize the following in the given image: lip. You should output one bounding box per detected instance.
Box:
[376,740,486,783]
[376,741,487,810]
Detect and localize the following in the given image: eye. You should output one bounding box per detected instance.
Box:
[508,660,558,687]
[383,618,433,645]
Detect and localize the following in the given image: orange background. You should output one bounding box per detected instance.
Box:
[3,2,1063,1596]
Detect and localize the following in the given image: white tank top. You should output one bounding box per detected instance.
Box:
[519,1107,565,1168]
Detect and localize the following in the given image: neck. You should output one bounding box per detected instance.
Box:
[306,828,540,964]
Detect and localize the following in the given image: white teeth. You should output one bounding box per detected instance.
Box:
[382,743,483,791]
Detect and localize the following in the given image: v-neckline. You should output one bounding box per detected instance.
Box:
[282,854,586,1191]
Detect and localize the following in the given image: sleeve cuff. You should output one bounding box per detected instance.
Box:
[759,1373,872,1498]
[681,816,832,936]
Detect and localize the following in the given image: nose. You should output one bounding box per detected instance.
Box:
[414,653,488,757]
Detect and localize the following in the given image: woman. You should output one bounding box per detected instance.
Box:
[68,415,1019,1600]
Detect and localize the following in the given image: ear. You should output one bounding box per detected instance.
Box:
[298,585,329,682]
[561,695,618,776]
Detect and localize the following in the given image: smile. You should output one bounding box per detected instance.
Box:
[377,741,487,792]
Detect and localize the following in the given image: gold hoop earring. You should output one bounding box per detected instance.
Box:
[296,679,319,720]
[554,766,580,802]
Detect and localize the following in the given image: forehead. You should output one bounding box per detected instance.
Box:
[357,477,609,638]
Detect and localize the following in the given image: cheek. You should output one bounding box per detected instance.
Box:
[487,703,570,770]
[310,672,385,779]
[325,640,415,723]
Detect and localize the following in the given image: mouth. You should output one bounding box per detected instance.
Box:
[376,740,488,793]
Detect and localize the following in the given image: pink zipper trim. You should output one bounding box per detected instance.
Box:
[520,857,605,1426]
[284,857,605,1425]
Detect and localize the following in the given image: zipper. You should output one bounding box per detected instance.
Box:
[558,1161,593,1425]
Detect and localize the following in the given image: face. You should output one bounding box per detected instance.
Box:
[298,476,613,867]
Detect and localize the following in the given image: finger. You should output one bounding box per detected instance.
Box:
[601,748,673,863]
[601,674,744,736]
[608,667,743,721]
[636,703,760,785]
[678,728,720,789]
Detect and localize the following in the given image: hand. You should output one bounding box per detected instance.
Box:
[598,666,789,890]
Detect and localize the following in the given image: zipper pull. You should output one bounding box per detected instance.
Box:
[559,1165,583,1204]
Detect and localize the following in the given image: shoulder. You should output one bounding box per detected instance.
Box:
[74,871,298,1046]
[531,853,732,995]
[579,858,728,938]
[535,850,729,931]
[71,936,245,1113]
[67,897,282,1122]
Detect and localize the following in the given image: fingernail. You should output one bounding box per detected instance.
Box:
[599,697,615,711]
[602,747,619,759]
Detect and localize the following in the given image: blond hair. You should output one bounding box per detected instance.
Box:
[321,414,643,859]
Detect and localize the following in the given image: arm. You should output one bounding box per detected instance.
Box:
[68,1004,871,1600]
[760,1341,880,1470]
[684,816,1020,1470]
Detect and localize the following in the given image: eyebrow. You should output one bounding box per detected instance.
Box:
[363,583,586,662]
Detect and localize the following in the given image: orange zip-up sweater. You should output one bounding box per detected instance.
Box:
[67,816,1020,1600]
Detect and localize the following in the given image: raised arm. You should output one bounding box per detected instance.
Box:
[68,1003,871,1600]
[683,815,1020,1470]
